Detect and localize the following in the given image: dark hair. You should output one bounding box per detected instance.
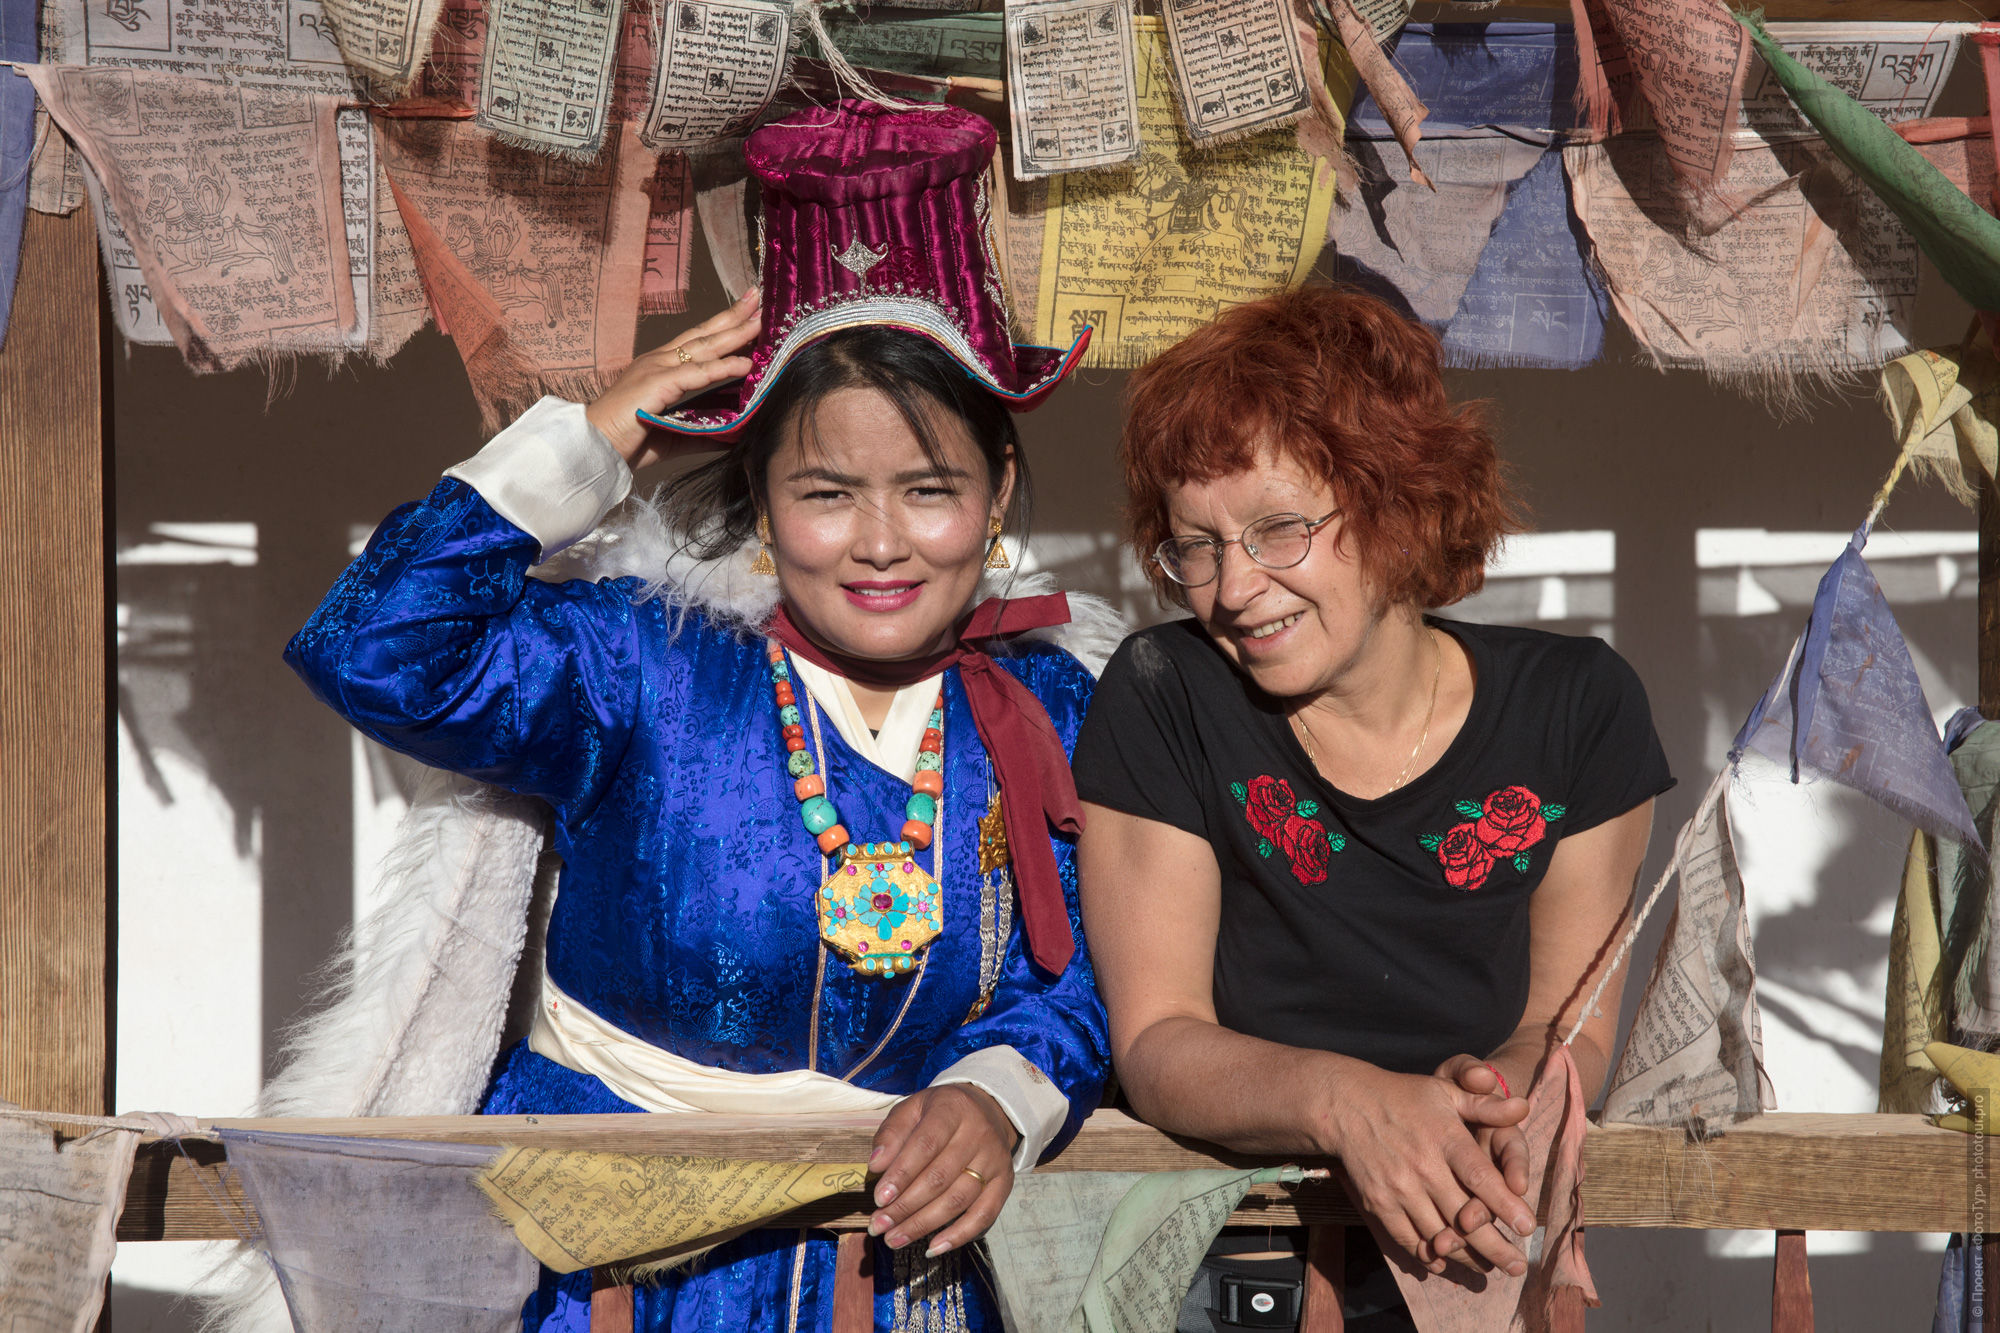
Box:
[660,326,1031,559]
[1122,285,1524,609]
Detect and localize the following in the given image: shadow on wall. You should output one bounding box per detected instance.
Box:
[1587,1231,1950,1330]
[117,326,487,1087]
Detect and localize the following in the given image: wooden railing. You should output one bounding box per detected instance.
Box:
[109,1108,1982,1332]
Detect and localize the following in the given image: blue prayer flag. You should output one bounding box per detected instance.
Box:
[0,0,36,351]
[1440,149,1609,370]
[1348,23,1578,140]
[1732,526,1982,850]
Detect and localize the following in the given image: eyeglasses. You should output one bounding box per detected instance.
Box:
[1151,510,1339,588]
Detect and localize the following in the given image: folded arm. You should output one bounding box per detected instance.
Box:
[1077,802,1538,1275]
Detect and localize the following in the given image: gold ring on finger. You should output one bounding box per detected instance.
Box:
[960,1166,986,1185]
[675,344,695,364]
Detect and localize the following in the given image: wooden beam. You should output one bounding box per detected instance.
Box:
[1580,1111,1979,1231]
[111,1109,1988,1242]
[0,208,108,1118]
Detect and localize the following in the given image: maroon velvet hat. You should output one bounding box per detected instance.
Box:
[638,100,1091,439]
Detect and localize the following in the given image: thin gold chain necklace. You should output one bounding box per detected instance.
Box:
[1295,628,1443,792]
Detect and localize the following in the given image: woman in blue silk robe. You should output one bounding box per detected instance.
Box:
[285,276,1112,1330]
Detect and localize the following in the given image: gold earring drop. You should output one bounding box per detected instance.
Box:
[984,515,1010,571]
[750,513,776,577]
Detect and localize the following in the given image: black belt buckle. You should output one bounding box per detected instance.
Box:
[1219,1273,1303,1327]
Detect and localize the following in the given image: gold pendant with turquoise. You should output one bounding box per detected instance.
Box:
[818,840,943,976]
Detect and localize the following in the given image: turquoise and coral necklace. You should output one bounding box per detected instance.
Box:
[767,640,944,977]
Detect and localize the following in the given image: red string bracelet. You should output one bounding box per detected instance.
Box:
[1483,1062,1511,1099]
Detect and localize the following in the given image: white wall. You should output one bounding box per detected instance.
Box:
[104,210,1986,1332]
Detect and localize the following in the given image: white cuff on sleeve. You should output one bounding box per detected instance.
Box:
[443,397,633,559]
[930,1046,1071,1172]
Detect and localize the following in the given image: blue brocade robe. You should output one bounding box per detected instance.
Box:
[285,478,1111,1333]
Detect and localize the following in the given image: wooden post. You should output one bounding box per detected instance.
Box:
[589,1269,636,1333]
[1772,1230,1813,1333]
[0,208,109,1117]
[832,1231,873,1333]
[1300,1224,1345,1333]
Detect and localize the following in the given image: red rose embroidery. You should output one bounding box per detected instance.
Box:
[1234,774,1347,883]
[1436,823,1495,891]
[1421,786,1561,888]
[1245,775,1297,841]
[1279,815,1331,884]
[1476,786,1546,855]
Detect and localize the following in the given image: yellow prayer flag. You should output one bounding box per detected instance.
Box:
[1880,334,2000,507]
[1030,18,1342,370]
[478,1149,868,1273]
[1925,1042,2000,1134]
[1879,830,1946,1113]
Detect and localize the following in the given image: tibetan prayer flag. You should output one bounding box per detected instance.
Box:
[1740,13,2000,314]
[221,1130,541,1333]
[986,1166,1309,1331]
[477,1149,870,1273]
[0,0,39,351]
[1601,769,1775,1129]
[1346,22,1577,139]
[1441,150,1608,370]
[1732,525,1982,850]
[1331,137,1543,326]
[0,1117,136,1333]
[983,1171,1147,1332]
[1336,25,1603,369]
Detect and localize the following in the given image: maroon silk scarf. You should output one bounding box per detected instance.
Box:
[769,594,1083,977]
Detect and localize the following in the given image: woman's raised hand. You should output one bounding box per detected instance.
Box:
[863,1084,1020,1260]
[1321,1058,1536,1278]
[584,289,761,469]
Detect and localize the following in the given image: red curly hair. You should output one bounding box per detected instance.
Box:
[1121,285,1524,609]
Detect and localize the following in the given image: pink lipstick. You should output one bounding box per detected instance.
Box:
[843,581,923,612]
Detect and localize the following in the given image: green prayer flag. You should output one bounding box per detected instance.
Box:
[1071,1167,1302,1332]
[1736,13,2000,312]
[985,1166,1305,1333]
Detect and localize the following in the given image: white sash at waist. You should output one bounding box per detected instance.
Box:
[527,965,902,1115]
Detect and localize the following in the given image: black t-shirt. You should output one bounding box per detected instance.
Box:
[1072,616,1674,1076]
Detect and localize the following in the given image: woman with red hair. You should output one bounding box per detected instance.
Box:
[1071,286,1671,1329]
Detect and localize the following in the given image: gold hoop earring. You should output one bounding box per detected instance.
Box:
[750,513,776,577]
[984,515,1010,571]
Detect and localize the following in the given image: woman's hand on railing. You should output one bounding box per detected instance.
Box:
[862,1084,1020,1260]
[583,289,761,469]
[1428,1053,1533,1273]
[1318,1057,1536,1278]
